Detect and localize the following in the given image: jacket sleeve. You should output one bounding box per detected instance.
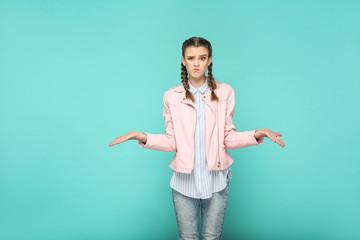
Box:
[224,86,264,150]
[138,91,177,152]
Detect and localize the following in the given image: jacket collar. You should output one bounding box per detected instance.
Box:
[176,78,221,115]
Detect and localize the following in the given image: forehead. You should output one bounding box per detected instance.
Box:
[184,46,209,56]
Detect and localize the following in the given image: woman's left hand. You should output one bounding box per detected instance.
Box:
[255,128,285,148]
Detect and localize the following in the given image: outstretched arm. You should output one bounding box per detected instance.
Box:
[223,87,285,149]
[223,87,264,149]
[109,92,177,152]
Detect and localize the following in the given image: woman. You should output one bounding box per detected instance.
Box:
[109,37,285,239]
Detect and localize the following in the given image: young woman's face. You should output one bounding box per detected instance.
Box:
[181,46,212,80]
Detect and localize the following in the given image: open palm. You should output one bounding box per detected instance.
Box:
[109,131,138,147]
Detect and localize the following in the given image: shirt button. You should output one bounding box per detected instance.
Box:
[203,96,206,98]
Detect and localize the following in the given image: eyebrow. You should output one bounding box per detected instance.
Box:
[187,54,208,57]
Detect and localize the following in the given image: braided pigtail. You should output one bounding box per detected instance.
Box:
[206,62,219,101]
[181,63,195,102]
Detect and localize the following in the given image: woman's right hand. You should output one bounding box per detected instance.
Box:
[109,131,143,147]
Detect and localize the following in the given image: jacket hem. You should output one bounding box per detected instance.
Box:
[169,165,193,174]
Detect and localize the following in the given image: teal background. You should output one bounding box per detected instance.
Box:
[1,0,359,239]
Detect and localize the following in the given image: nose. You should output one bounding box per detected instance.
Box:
[194,59,199,67]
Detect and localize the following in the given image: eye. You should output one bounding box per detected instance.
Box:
[187,57,193,60]
[201,57,206,60]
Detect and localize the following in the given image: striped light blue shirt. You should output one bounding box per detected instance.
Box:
[170,78,232,199]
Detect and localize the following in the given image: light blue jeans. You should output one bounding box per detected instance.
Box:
[172,175,230,240]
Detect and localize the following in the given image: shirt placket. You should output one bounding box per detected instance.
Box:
[194,90,207,197]
[193,91,200,196]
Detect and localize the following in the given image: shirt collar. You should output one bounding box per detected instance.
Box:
[188,78,209,94]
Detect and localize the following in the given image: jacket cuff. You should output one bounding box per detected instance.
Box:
[252,129,264,145]
[138,132,149,148]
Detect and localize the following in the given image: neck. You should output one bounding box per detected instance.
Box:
[188,75,207,88]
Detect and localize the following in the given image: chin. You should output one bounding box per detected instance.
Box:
[192,72,204,76]
[190,75,203,79]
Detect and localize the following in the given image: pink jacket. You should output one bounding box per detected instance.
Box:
[138,81,264,173]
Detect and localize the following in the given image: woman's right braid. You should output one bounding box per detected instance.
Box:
[181,63,195,102]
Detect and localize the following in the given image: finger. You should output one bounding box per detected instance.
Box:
[109,140,121,146]
[276,135,285,147]
[269,135,277,143]
[114,136,124,142]
[274,137,284,147]
[267,133,281,145]
[271,135,282,146]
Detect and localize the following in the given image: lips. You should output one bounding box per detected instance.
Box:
[194,68,199,71]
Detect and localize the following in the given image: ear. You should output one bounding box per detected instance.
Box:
[181,56,185,66]
[207,56,212,66]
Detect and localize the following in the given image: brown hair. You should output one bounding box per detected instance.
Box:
[181,37,219,102]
